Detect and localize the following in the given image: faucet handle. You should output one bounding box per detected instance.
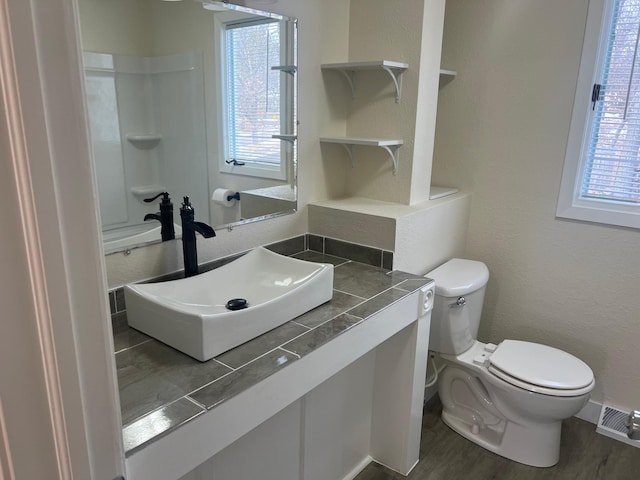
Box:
[144,192,170,203]
[181,196,194,210]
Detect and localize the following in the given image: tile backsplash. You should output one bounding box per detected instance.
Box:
[307,234,393,270]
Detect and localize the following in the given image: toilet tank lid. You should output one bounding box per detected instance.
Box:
[426,258,489,297]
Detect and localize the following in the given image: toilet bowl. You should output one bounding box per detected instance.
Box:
[426,259,595,467]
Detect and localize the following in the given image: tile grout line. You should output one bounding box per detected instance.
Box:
[290,320,312,330]
[184,395,207,411]
[114,338,153,355]
[279,346,300,358]
[212,358,236,371]
[331,288,368,300]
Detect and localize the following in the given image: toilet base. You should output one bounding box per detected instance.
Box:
[434,341,593,468]
[441,409,561,467]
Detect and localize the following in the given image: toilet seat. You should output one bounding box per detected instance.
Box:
[487,340,594,397]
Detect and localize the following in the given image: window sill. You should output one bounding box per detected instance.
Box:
[219,163,286,181]
[556,198,640,230]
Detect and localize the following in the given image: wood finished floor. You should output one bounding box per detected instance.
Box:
[355,397,640,480]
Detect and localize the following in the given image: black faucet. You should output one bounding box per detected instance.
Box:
[143,192,175,241]
[180,196,216,277]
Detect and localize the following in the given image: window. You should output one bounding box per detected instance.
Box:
[219,17,291,180]
[558,0,640,229]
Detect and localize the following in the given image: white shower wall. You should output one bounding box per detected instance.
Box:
[150,53,210,218]
[85,51,211,237]
[84,53,128,228]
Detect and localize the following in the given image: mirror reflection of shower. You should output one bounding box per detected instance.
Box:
[78,0,297,254]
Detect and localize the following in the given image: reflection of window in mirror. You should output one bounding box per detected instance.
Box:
[219,17,295,181]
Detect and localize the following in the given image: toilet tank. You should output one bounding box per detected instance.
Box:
[426,258,489,355]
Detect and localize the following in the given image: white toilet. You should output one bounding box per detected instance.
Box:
[426,258,595,467]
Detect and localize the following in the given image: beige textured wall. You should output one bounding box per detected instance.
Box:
[345,0,425,204]
[394,193,470,274]
[432,0,640,409]
[344,0,444,205]
[148,0,211,56]
[77,0,153,55]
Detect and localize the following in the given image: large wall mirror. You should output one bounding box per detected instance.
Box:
[78,0,297,254]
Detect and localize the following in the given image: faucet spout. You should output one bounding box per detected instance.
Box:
[191,221,216,238]
[180,196,216,277]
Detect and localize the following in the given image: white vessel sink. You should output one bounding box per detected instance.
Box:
[124,247,334,361]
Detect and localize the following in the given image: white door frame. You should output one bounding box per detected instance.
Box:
[0,0,124,478]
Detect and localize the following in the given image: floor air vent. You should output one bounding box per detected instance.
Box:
[596,404,640,448]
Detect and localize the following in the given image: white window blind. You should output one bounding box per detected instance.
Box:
[225,19,281,166]
[585,0,640,205]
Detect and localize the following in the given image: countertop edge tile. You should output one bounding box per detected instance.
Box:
[123,397,206,456]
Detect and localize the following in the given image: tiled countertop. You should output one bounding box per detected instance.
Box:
[112,251,430,456]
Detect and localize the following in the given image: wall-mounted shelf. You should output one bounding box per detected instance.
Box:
[272,134,297,144]
[271,65,297,76]
[320,137,403,175]
[439,69,457,88]
[429,186,459,200]
[321,60,409,103]
[131,185,167,201]
[126,134,162,149]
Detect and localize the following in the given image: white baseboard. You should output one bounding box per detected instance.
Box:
[575,399,601,424]
[342,456,372,480]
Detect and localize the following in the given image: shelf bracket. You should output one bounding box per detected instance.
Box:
[338,143,355,168]
[336,69,357,99]
[334,67,404,102]
[272,65,297,77]
[381,66,404,103]
[272,134,297,144]
[333,143,399,175]
[380,145,400,175]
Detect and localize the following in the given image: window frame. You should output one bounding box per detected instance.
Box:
[216,15,289,181]
[557,0,640,229]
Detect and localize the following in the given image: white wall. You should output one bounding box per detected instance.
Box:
[432,0,640,410]
[2,0,126,476]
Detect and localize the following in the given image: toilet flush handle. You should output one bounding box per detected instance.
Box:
[449,296,466,308]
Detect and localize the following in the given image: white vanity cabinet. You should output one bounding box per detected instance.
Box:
[126,282,434,480]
